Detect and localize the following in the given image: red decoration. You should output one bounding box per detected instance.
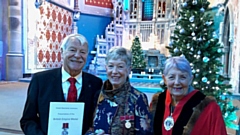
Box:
[52,51,56,62]
[57,52,61,62]
[58,32,62,43]
[55,45,58,50]
[52,31,56,42]
[63,14,67,24]
[39,6,44,14]
[46,30,50,40]
[46,50,50,62]
[51,10,56,21]
[38,50,43,62]
[68,16,72,26]
[58,12,62,23]
[85,0,113,8]
[49,43,52,49]
[49,22,52,28]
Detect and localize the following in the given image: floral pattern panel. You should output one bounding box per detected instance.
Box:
[37,2,72,68]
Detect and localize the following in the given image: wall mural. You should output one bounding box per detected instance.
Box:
[27,1,72,69]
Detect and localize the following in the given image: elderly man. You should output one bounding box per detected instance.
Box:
[20,34,103,135]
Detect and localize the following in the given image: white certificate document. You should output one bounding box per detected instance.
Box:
[48,102,85,135]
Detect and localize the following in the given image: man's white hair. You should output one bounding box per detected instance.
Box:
[60,33,88,51]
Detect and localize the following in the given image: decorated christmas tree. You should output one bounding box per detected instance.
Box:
[166,0,238,129]
[130,36,146,69]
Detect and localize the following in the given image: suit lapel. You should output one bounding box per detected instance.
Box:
[78,72,92,102]
[48,68,65,101]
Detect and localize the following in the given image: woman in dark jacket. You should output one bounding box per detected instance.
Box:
[86,46,152,135]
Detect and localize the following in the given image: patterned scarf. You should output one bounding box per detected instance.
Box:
[97,79,135,135]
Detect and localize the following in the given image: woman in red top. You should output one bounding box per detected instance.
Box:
[153,56,227,135]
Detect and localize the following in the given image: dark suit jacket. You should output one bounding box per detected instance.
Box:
[20,68,103,135]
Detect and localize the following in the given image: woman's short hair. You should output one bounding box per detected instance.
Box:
[60,33,88,51]
[163,56,192,76]
[105,46,132,67]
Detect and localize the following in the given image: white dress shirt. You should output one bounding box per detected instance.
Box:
[61,67,83,101]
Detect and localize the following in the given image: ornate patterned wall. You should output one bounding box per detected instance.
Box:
[36,2,72,68]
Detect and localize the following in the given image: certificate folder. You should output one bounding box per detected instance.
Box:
[48,102,85,135]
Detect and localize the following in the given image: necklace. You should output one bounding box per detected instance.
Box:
[163,105,174,131]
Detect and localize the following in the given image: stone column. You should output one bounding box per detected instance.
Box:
[6,0,23,81]
[152,0,156,22]
[137,0,142,36]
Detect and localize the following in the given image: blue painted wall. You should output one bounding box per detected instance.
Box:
[77,13,112,70]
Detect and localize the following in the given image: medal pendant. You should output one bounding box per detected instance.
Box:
[125,120,131,129]
[164,116,174,131]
